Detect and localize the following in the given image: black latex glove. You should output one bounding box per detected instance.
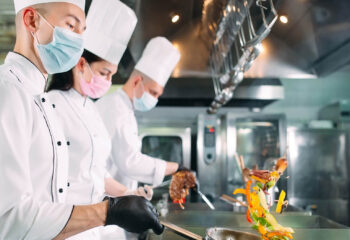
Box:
[105,196,164,235]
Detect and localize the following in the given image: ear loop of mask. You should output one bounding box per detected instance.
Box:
[31,12,54,45]
[81,63,92,106]
[85,63,94,83]
[134,77,145,99]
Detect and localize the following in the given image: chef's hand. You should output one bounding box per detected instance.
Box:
[135,186,154,201]
[123,186,154,201]
[176,163,191,173]
[105,196,164,234]
[165,162,179,175]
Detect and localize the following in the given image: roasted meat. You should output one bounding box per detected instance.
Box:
[169,170,196,208]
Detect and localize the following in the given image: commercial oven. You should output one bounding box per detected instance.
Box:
[197,113,226,199]
[225,113,287,195]
[287,128,349,225]
[139,127,191,169]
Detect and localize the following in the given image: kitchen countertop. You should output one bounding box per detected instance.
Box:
[147,210,350,240]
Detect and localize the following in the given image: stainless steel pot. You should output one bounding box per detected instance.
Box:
[162,221,260,240]
[205,228,260,240]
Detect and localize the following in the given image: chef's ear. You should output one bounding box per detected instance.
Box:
[76,57,86,72]
[22,7,39,33]
[133,75,143,87]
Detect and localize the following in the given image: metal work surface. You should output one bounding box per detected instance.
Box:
[148,228,350,240]
[147,211,350,239]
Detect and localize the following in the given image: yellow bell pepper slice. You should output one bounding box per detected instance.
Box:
[251,175,267,184]
[266,231,293,239]
[233,188,246,195]
[276,190,286,213]
[258,225,267,235]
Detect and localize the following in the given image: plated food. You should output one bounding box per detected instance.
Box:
[233,157,294,240]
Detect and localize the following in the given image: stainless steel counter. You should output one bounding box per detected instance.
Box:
[147,211,350,240]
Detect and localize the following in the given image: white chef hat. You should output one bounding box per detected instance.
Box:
[14,0,85,14]
[135,37,180,87]
[83,0,137,65]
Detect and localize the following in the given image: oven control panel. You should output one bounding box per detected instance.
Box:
[197,114,224,197]
[204,125,216,164]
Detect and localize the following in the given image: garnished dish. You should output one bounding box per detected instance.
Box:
[233,157,294,240]
[169,170,196,209]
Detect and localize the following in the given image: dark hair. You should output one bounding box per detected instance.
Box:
[46,49,103,92]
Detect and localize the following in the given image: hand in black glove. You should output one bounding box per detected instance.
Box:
[105,195,164,235]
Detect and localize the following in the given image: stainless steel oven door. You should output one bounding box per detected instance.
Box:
[139,127,191,169]
[225,113,287,195]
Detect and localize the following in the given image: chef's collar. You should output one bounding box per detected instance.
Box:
[66,87,89,107]
[5,52,47,96]
[119,88,133,112]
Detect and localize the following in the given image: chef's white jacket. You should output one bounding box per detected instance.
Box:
[96,88,166,240]
[47,89,111,205]
[96,88,166,190]
[47,89,127,240]
[0,52,73,239]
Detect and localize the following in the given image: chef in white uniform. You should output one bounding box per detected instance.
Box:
[0,0,164,239]
[46,0,151,239]
[96,37,181,191]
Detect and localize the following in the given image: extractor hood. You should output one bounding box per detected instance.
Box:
[115,0,350,79]
[0,0,350,77]
[154,77,284,109]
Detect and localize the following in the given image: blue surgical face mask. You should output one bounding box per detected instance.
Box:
[32,13,84,74]
[133,81,158,112]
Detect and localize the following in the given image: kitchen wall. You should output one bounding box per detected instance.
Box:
[263,71,350,126]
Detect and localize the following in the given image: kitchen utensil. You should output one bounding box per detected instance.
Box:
[193,172,215,210]
[205,228,260,240]
[220,194,248,207]
[196,185,216,210]
[161,221,203,240]
[160,222,260,240]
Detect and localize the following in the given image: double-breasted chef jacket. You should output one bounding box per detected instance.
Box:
[47,88,113,240]
[0,52,72,239]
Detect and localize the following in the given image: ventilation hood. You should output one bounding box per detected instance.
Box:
[115,0,350,79]
[155,77,284,109]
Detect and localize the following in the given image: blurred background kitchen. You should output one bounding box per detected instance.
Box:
[1,0,350,228]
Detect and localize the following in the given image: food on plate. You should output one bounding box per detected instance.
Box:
[169,170,196,209]
[233,157,294,240]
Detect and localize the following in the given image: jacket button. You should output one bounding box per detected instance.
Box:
[52,104,56,108]
[59,188,63,193]
[67,141,70,146]
[41,98,46,102]
[67,182,70,187]
[57,141,62,146]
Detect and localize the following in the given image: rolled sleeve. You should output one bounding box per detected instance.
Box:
[152,158,167,186]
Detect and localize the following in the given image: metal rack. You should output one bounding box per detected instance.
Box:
[208,0,278,114]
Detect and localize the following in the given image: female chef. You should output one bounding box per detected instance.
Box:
[46,0,153,239]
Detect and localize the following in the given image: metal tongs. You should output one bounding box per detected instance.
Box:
[193,172,215,210]
[153,171,215,210]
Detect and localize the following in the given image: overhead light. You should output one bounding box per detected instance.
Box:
[279,15,288,24]
[171,14,180,23]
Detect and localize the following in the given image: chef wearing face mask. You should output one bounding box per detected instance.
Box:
[46,1,152,239]
[96,37,181,193]
[0,0,163,239]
